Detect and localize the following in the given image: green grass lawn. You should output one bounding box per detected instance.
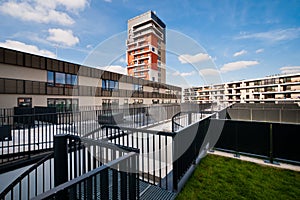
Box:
[176,154,300,200]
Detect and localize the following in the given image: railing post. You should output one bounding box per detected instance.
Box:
[54,134,68,187]
[269,123,273,164]
[188,112,192,125]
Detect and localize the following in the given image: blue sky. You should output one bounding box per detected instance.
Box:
[0,0,300,87]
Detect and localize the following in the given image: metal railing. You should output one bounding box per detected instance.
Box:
[0,134,139,199]
[0,104,180,166]
[96,125,175,191]
[214,119,300,165]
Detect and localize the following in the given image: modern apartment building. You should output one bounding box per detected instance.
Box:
[126,11,166,83]
[0,47,181,109]
[184,73,300,104]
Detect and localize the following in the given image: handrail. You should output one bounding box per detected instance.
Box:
[32,152,138,200]
[100,124,176,137]
[0,152,54,199]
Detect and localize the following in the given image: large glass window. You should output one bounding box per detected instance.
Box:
[47,71,54,86]
[47,71,77,87]
[56,72,65,85]
[66,74,72,85]
[72,75,77,85]
[102,79,119,90]
[47,98,79,112]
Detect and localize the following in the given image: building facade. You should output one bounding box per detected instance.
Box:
[0,47,181,109]
[184,73,300,104]
[126,11,166,83]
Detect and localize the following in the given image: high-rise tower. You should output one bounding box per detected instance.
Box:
[126,11,166,83]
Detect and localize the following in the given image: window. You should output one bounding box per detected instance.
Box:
[47,71,54,86]
[71,75,77,85]
[102,79,119,90]
[56,72,65,85]
[66,74,72,85]
[102,99,119,109]
[18,97,32,107]
[47,71,77,87]
[47,98,78,112]
[152,77,155,81]
[133,84,143,91]
[152,47,155,52]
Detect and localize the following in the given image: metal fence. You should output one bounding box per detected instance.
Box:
[0,104,180,166]
[0,135,139,200]
[214,119,300,164]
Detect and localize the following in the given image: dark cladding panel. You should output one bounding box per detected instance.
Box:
[25,81,33,94]
[102,71,110,80]
[17,52,24,66]
[32,55,40,69]
[0,48,3,63]
[68,63,74,74]
[64,63,69,73]
[4,49,17,65]
[40,57,46,69]
[52,60,59,71]
[25,54,32,67]
[16,80,24,94]
[46,59,53,71]
[5,79,17,93]
[74,65,79,74]
[0,79,4,93]
[59,61,64,72]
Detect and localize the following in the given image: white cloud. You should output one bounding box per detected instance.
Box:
[98,65,127,75]
[235,28,300,42]
[55,0,89,12]
[0,0,89,25]
[47,29,79,46]
[233,50,247,57]
[104,0,112,2]
[199,68,220,76]
[280,66,300,74]
[255,48,264,54]
[86,44,93,49]
[178,53,211,64]
[0,40,56,58]
[220,61,259,73]
[172,71,195,77]
[119,57,126,63]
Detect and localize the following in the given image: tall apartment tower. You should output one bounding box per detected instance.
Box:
[127,11,166,83]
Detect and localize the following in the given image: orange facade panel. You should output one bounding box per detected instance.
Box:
[151,53,158,70]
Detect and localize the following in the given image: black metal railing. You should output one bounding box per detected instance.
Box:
[214,119,300,164]
[172,115,212,192]
[33,151,139,200]
[0,104,180,166]
[0,152,54,199]
[92,125,175,191]
[0,134,139,199]
[172,111,213,132]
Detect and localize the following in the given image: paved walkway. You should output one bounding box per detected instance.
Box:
[209,150,300,172]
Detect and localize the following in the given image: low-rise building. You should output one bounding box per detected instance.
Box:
[184,73,300,104]
[0,47,181,109]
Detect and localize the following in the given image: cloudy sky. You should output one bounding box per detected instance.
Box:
[0,0,300,87]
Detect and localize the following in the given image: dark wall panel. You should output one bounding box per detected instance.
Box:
[4,50,17,65]
[273,123,300,162]
[25,54,31,67]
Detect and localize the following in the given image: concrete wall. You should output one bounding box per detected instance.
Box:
[0,64,46,82]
